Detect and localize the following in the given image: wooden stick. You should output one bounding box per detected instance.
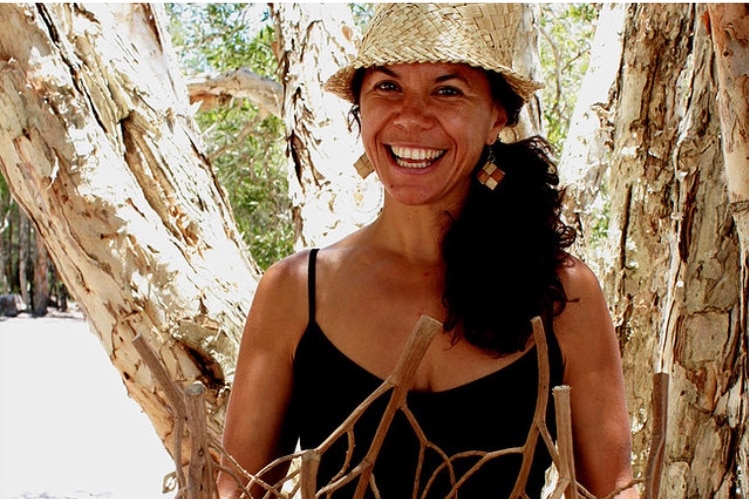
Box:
[553,385,578,499]
[218,314,669,499]
[643,372,669,499]
[353,315,443,498]
[300,450,320,499]
[185,381,218,499]
[509,316,550,497]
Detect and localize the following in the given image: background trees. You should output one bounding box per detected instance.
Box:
[0,3,746,498]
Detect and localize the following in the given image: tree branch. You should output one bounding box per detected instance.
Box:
[187,68,282,118]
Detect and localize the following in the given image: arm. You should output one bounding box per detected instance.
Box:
[555,258,639,498]
[217,253,309,498]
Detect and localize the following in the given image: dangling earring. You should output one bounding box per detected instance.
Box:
[354,153,374,179]
[477,145,505,191]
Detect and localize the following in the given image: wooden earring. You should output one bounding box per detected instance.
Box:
[354,154,374,179]
[477,146,505,191]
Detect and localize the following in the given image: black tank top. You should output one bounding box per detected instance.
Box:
[286,249,564,498]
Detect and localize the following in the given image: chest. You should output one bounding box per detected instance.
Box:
[312,256,533,392]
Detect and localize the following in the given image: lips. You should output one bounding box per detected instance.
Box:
[389,145,446,169]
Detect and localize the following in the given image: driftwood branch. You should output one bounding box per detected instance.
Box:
[170,313,665,498]
[185,382,219,499]
[552,386,578,499]
[353,315,443,498]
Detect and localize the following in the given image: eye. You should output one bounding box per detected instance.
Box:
[435,86,463,97]
[374,80,400,92]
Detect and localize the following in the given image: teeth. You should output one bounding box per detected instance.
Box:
[390,146,444,168]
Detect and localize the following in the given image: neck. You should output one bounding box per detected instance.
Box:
[368,197,457,265]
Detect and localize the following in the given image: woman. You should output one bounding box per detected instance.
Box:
[218,4,636,498]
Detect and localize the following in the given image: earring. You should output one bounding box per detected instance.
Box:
[354,153,374,179]
[477,146,505,191]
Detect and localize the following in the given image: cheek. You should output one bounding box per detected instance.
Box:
[359,105,389,147]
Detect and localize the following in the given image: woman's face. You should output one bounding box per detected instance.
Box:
[359,62,507,209]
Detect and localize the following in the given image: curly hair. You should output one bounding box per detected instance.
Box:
[442,138,576,354]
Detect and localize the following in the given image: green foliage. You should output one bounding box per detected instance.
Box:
[166,3,292,270]
[538,3,599,151]
[349,3,374,31]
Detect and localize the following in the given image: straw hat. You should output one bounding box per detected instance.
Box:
[324,3,544,105]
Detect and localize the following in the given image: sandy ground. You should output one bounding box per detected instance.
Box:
[0,309,176,499]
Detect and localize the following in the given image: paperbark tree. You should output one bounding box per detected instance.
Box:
[561,4,746,497]
[708,5,749,491]
[271,3,380,249]
[0,2,260,469]
[18,211,29,307]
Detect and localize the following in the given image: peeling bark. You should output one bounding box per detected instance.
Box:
[562,4,743,497]
[0,2,259,467]
[501,3,544,142]
[272,3,381,249]
[707,4,749,494]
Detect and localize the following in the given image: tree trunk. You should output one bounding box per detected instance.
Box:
[558,3,627,270]
[271,3,381,249]
[32,230,49,316]
[502,3,544,142]
[0,2,259,468]
[0,197,8,293]
[18,211,29,308]
[562,4,743,497]
[707,5,749,492]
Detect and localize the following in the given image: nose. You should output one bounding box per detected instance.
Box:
[392,94,434,130]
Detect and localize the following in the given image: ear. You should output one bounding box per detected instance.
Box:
[487,105,508,144]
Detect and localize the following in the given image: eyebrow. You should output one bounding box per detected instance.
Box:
[371,66,469,85]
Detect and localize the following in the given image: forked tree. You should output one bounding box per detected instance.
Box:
[0,3,746,498]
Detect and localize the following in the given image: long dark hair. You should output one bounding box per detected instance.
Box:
[349,67,576,354]
[442,138,575,354]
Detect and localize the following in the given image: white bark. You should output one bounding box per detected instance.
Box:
[272,3,382,249]
[0,3,259,466]
[559,3,627,273]
[502,3,544,142]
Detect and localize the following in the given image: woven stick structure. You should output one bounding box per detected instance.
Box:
[134,315,659,498]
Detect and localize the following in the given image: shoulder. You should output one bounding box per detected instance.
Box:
[556,254,604,303]
[240,249,314,356]
[257,249,312,300]
[553,257,635,495]
[553,255,617,367]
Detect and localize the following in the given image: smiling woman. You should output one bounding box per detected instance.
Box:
[357,63,506,210]
[218,4,637,498]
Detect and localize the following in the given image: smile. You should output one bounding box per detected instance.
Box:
[389,146,446,169]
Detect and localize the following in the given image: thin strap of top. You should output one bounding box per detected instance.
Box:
[308,248,319,323]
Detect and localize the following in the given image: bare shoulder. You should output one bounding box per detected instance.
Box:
[557,255,605,302]
[257,250,311,301]
[240,249,313,356]
[553,255,616,362]
[554,258,635,496]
